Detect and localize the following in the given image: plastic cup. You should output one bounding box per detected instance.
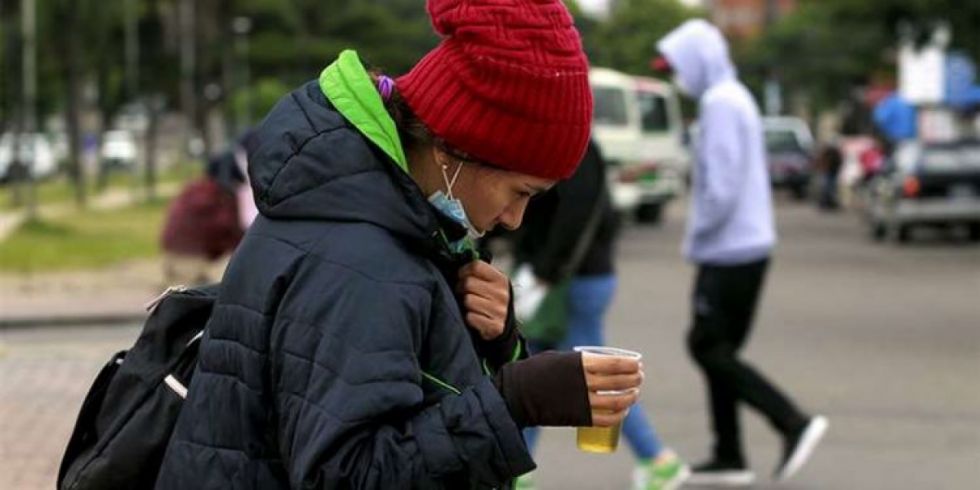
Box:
[573,346,642,454]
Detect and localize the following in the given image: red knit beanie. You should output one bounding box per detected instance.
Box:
[396,0,592,180]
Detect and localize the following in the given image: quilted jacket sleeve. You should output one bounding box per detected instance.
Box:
[270,257,534,489]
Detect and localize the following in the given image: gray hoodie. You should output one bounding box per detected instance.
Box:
[658,19,776,264]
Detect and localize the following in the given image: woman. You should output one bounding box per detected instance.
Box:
[512,141,689,490]
[155,1,642,489]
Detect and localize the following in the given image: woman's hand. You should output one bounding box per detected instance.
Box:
[457,260,510,340]
[581,353,644,427]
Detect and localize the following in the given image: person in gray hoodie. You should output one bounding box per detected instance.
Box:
[655,19,828,487]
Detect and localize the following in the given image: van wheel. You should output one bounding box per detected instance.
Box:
[790,184,808,201]
[871,221,887,242]
[636,203,663,225]
[968,223,980,242]
[896,225,913,244]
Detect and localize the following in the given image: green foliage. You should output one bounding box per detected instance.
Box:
[7,0,710,130]
[27,0,975,126]
[588,0,703,76]
[238,0,438,88]
[740,0,980,110]
[230,77,291,125]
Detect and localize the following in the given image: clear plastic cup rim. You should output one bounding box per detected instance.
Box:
[573,346,642,361]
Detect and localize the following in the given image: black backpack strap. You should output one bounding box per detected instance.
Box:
[161,330,205,399]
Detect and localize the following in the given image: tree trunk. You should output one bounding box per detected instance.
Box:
[179,0,197,161]
[144,101,158,203]
[21,0,38,221]
[63,0,86,208]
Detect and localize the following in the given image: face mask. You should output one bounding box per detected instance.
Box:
[428,159,485,246]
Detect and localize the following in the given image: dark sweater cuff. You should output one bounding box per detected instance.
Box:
[493,351,592,428]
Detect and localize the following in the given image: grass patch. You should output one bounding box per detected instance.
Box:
[1,163,199,211]
[0,200,168,273]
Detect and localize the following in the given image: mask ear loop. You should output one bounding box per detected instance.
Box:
[439,158,465,200]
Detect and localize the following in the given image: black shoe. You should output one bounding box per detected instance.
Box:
[775,415,829,481]
[686,459,755,487]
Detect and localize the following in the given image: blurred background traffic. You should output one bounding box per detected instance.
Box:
[2,0,979,277]
[1,1,978,489]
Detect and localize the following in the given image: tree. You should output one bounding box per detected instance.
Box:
[740,0,980,112]
[588,0,703,76]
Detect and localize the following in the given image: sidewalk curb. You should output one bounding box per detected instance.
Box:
[0,313,147,330]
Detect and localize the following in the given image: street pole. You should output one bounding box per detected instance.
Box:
[124,0,144,202]
[65,0,85,208]
[232,16,252,136]
[21,0,37,220]
[763,0,781,116]
[0,0,5,131]
[124,0,139,101]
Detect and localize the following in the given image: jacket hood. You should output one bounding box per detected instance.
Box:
[657,19,735,98]
[245,51,460,245]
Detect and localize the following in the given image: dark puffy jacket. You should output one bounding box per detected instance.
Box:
[155,75,533,489]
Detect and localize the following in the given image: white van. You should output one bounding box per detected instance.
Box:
[591,67,689,223]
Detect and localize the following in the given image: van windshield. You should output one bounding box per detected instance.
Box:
[637,91,669,132]
[765,129,804,154]
[593,87,628,127]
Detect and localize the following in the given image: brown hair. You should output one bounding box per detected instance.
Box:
[370,71,433,154]
[370,71,487,165]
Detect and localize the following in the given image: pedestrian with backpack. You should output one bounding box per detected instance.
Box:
[149,1,641,489]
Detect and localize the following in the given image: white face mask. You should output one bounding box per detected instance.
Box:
[427,160,485,243]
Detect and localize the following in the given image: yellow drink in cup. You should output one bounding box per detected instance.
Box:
[573,346,642,454]
[577,418,622,453]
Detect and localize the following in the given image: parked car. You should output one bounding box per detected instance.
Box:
[100,130,138,170]
[591,67,689,224]
[0,132,58,183]
[763,116,815,200]
[864,140,980,242]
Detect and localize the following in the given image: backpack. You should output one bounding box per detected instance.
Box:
[57,284,219,490]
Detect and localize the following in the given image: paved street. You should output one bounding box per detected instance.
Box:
[2,199,979,489]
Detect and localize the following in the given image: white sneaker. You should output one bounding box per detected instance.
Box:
[686,468,755,487]
[775,415,829,481]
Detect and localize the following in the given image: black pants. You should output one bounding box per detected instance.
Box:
[688,258,807,463]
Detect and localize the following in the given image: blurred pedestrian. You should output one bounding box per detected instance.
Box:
[655,19,828,486]
[873,92,917,143]
[511,140,690,490]
[160,152,245,285]
[155,1,643,489]
[816,142,842,211]
[232,129,260,230]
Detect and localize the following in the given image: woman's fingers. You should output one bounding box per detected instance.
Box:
[588,390,639,413]
[576,353,645,427]
[590,409,629,428]
[581,353,640,376]
[465,312,505,340]
[584,371,644,392]
[463,294,507,320]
